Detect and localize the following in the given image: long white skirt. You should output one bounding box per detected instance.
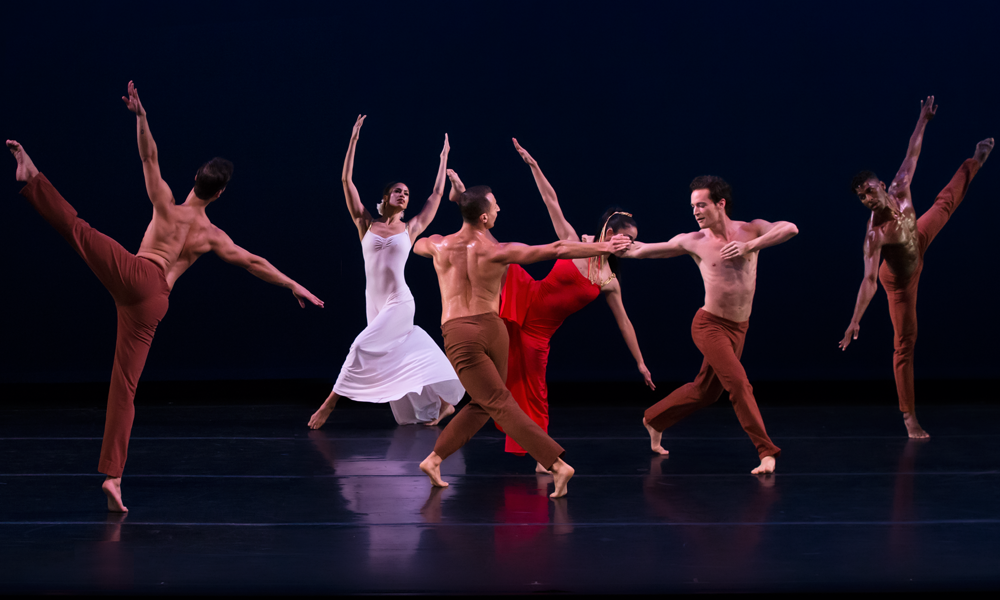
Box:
[333,293,465,424]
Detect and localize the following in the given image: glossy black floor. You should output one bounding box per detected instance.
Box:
[2,399,999,594]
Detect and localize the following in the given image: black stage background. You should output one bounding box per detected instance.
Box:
[2,1,998,398]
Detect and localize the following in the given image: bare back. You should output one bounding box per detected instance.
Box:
[135,198,225,290]
[421,229,509,323]
[685,221,761,322]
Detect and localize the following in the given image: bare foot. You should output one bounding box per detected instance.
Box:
[751,455,776,474]
[549,459,575,498]
[535,462,551,475]
[974,137,994,165]
[102,477,128,513]
[419,452,449,488]
[7,140,39,182]
[308,391,340,429]
[903,412,930,439]
[643,418,669,455]
[424,400,455,426]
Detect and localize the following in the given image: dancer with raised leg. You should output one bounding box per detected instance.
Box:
[6,81,323,511]
[625,176,797,474]
[415,185,632,497]
[308,115,464,428]
[448,139,653,474]
[839,96,993,438]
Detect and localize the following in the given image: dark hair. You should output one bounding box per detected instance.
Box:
[382,181,408,199]
[193,157,234,200]
[594,207,638,281]
[459,185,493,223]
[850,170,878,194]
[689,175,733,216]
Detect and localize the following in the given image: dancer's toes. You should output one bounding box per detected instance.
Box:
[102,477,128,513]
[903,412,930,439]
[643,418,669,455]
[307,408,331,429]
[975,137,994,165]
[7,140,39,182]
[549,459,574,498]
[419,453,449,488]
[750,455,776,475]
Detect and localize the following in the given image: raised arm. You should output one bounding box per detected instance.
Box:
[602,279,655,390]
[209,227,324,308]
[447,169,466,202]
[623,234,690,259]
[513,138,579,241]
[343,115,373,240]
[494,236,631,265]
[122,81,173,209]
[891,96,937,196]
[719,220,799,259]
[406,134,450,242]
[839,230,882,350]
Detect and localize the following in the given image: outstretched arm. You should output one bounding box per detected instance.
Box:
[406,134,450,241]
[447,169,466,202]
[209,227,324,308]
[891,96,937,196]
[623,234,689,259]
[122,81,173,209]
[513,138,579,241]
[603,280,655,390]
[839,232,881,350]
[343,115,373,240]
[494,236,631,265]
[719,220,799,259]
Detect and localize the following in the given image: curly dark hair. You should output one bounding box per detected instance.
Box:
[850,170,878,194]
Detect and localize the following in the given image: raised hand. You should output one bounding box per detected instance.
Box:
[839,322,860,350]
[639,363,656,390]
[720,240,750,260]
[121,80,145,116]
[919,95,937,121]
[512,138,537,166]
[292,284,325,309]
[447,168,466,202]
[352,114,367,139]
[441,133,450,157]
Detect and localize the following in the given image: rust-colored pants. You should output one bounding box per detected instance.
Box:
[878,158,980,413]
[434,312,565,469]
[644,309,780,459]
[22,173,170,478]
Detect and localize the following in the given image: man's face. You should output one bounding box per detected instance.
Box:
[386,184,410,210]
[855,179,887,211]
[691,188,724,229]
[483,193,500,228]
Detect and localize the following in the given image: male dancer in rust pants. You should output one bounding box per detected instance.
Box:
[625,176,798,474]
[7,81,323,512]
[840,96,993,438]
[414,184,631,498]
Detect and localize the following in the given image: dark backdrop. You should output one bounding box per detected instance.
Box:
[2,1,997,388]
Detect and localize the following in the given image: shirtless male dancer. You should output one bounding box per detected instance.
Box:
[839,96,993,438]
[625,176,798,474]
[6,81,323,512]
[414,185,631,498]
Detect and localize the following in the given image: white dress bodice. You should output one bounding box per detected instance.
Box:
[362,229,413,322]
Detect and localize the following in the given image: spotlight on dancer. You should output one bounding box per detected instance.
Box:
[624,176,798,474]
[308,115,464,429]
[839,96,993,438]
[415,180,633,498]
[5,81,324,512]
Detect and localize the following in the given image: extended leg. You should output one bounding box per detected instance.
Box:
[917,152,986,252]
[880,268,926,438]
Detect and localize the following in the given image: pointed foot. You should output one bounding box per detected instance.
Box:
[102,477,128,513]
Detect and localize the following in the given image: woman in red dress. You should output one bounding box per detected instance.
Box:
[470,139,656,472]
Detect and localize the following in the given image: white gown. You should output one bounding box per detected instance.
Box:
[333,227,465,424]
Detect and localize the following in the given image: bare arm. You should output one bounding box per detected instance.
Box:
[891,96,937,196]
[414,236,435,258]
[210,228,324,308]
[343,115,373,241]
[513,138,579,241]
[122,81,173,209]
[447,169,466,202]
[494,237,630,265]
[603,279,655,390]
[839,231,882,350]
[719,220,799,259]
[406,134,450,242]
[622,235,689,259]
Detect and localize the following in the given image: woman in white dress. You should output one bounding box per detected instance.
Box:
[308,115,465,428]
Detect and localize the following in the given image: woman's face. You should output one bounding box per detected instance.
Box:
[384,183,410,211]
[608,224,638,242]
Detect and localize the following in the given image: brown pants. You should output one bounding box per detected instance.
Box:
[878,158,980,413]
[644,309,780,459]
[434,312,565,469]
[22,173,170,478]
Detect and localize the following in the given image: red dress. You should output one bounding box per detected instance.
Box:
[498,259,602,454]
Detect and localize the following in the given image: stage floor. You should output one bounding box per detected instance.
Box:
[1,402,998,593]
